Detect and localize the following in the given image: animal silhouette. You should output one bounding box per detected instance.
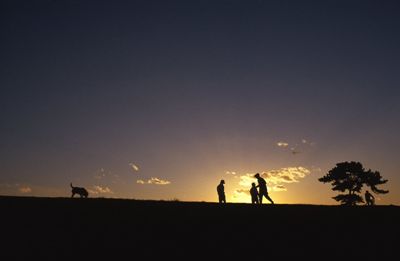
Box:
[70,183,89,198]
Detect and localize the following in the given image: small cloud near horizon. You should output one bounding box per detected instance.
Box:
[18,186,32,194]
[225,171,237,175]
[88,185,113,194]
[137,177,171,185]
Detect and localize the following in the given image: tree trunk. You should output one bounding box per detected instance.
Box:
[348,189,354,205]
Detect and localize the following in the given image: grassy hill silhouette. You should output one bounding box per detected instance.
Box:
[2,196,398,259]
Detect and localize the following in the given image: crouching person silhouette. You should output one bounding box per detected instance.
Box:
[217,180,226,204]
[254,173,274,204]
[365,190,375,206]
[250,183,259,204]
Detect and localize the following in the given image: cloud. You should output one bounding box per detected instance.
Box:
[18,186,32,194]
[94,168,108,179]
[235,189,250,195]
[274,185,287,191]
[0,183,65,197]
[129,163,140,172]
[0,183,32,194]
[238,167,311,192]
[261,167,310,184]
[225,171,237,175]
[232,188,251,201]
[88,185,113,194]
[238,175,255,187]
[136,177,171,185]
[277,142,289,148]
[290,148,301,155]
[277,139,316,155]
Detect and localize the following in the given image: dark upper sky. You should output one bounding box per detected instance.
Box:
[1,0,399,203]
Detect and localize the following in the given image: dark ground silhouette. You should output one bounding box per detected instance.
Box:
[1,196,399,259]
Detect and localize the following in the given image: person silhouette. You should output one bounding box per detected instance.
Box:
[254,173,274,204]
[217,180,226,204]
[365,190,375,206]
[250,182,259,204]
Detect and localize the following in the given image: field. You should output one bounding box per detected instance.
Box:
[1,196,399,259]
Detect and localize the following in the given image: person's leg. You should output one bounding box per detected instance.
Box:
[265,193,274,204]
[259,193,263,204]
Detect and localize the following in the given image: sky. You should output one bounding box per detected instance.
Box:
[1,0,399,205]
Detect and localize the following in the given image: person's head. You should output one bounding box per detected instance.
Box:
[254,173,260,178]
[220,180,225,185]
[251,182,256,187]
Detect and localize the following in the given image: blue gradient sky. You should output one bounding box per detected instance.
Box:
[1,0,399,204]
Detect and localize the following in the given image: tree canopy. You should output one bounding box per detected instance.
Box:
[319,161,388,205]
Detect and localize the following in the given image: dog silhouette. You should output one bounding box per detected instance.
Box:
[70,183,89,198]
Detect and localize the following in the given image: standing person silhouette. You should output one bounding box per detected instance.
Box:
[250,182,259,204]
[254,173,274,204]
[217,180,226,204]
[365,190,375,206]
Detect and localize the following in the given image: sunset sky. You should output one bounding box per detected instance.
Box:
[1,0,399,205]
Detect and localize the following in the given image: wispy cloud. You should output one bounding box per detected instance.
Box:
[94,168,109,179]
[18,186,32,194]
[225,171,237,175]
[290,147,301,155]
[238,175,255,187]
[232,188,251,201]
[0,183,64,197]
[234,189,250,196]
[88,185,113,194]
[129,163,140,172]
[262,167,310,184]
[277,142,289,148]
[274,185,287,191]
[93,167,121,185]
[238,167,311,192]
[136,177,171,185]
[0,183,33,194]
[277,139,316,155]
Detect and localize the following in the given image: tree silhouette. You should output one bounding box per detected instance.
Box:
[318,161,388,205]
